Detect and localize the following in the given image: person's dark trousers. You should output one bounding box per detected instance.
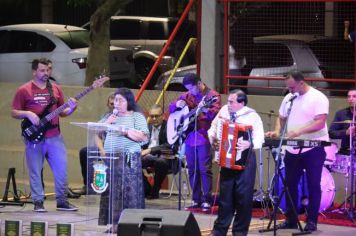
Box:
[141,154,170,197]
[284,147,325,225]
[185,143,213,204]
[79,146,98,188]
[212,151,256,236]
[79,147,88,186]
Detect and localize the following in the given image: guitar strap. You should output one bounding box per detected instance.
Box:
[45,80,59,131]
[46,80,57,105]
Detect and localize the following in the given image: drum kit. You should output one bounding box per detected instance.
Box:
[326,120,356,218]
[256,119,356,220]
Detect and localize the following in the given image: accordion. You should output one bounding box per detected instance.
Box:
[215,120,253,170]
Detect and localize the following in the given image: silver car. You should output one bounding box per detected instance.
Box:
[0,24,134,86]
[155,35,328,95]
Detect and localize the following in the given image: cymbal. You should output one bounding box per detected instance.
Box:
[258,111,279,117]
[333,120,356,124]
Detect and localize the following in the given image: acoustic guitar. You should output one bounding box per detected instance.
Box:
[166,96,218,145]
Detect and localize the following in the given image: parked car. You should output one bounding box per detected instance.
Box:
[309,37,355,96]
[246,34,327,95]
[0,24,135,87]
[83,16,196,88]
[155,35,332,95]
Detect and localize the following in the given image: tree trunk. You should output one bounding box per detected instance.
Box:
[85,0,132,86]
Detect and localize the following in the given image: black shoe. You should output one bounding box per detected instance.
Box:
[56,201,79,211]
[146,194,159,200]
[304,221,317,232]
[67,188,81,199]
[33,201,47,213]
[277,221,298,229]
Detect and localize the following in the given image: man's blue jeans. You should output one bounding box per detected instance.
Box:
[25,135,68,203]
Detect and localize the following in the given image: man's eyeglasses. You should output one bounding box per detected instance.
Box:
[149,114,162,119]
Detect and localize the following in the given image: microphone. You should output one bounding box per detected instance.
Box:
[105,108,118,124]
[288,93,299,102]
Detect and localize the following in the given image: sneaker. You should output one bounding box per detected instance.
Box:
[201,202,211,212]
[304,221,317,232]
[33,201,47,212]
[56,201,79,211]
[184,200,200,210]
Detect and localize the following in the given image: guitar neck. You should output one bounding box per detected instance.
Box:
[184,107,199,120]
[182,96,217,120]
[43,85,94,123]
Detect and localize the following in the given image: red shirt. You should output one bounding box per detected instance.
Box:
[12,81,65,138]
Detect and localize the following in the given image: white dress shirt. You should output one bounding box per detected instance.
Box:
[208,104,265,149]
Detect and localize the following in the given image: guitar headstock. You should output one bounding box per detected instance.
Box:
[206,96,218,106]
[92,75,110,88]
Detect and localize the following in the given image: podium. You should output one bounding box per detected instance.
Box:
[71,122,125,230]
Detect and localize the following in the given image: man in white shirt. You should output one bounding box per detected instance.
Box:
[208,89,264,236]
[266,70,329,232]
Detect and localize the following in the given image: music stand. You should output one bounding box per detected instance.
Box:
[259,99,310,236]
[0,168,32,206]
[71,122,121,231]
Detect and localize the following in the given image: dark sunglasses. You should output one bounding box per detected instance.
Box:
[149,114,162,119]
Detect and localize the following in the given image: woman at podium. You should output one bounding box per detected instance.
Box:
[95,87,149,232]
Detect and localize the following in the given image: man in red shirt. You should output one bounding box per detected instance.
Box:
[169,73,221,211]
[12,58,78,212]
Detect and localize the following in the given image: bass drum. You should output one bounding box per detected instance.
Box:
[324,142,338,166]
[270,166,335,213]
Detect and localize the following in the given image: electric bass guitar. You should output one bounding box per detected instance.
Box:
[166,96,218,145]
[21,76,109,143]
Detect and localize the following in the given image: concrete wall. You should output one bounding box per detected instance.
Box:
[0,82,350,205]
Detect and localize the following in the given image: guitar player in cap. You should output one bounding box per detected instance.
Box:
[168,73,221,212]
[11,58,80,212]
[265,70,329,232]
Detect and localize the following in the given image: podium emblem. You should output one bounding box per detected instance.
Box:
[91,161,109,193]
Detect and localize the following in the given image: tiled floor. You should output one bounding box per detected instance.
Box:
[0,193,356,236]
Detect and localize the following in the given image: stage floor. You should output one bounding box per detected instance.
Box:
[0,193,355,236]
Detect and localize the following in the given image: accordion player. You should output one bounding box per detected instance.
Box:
[215,120,253,170]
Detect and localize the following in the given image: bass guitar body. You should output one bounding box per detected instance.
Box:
[20,76,109,144]
[21,109,56,144]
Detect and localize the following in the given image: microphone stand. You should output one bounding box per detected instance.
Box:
[176,128,184,211]
[260,98,310,236]
[174,112,199,211]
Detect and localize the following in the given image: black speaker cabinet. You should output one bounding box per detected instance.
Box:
[117,209,201,236]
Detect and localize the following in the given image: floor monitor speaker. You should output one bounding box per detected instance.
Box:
[117,209,201,236]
